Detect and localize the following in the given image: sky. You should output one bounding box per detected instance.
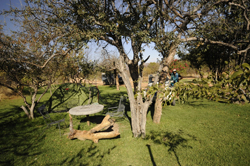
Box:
[0,0,164,63]
[0,0,21,33]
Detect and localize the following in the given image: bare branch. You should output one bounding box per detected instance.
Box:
[181,37,250,54]
[181,37,238,50]
[164,0,184,19]
[229,2,250,30]
[41,48,72,68]
[237,44,250,54]
[36,83,50,103]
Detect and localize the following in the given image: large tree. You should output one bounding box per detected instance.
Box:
[152,0,246,79]
[5,0,250,136]
[150,0,250,123]
[12,0,158,137]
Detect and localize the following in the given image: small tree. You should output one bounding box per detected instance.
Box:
[0,17,69,119]
[98,49,121,89]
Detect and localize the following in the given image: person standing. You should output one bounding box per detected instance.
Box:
[170,69,179,87]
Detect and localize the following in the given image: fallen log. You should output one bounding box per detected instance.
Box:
[68,114,120,143]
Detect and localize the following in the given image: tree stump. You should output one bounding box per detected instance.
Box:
[68,114,120,143]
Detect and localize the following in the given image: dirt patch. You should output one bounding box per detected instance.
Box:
[141,82,149,89]
[0,86,19,100]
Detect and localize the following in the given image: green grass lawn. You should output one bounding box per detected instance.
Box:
[180,78,194,84]
[0,85,250,166]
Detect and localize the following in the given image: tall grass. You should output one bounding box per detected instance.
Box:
[0,85,249,165]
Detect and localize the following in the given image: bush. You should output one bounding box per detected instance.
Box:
[143,62,160,76]
[169,60,189,75]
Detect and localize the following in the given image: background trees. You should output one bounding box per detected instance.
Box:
[60,49,99,84]
[152,0,221,81]
[180,0,250,78]
[143,62,160,76]
[180,43,234,81]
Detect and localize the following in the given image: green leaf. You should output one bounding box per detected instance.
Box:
[241,95,249,103]
[231,70,243,79]
[242,63,250,70]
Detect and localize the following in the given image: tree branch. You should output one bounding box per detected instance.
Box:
[181,37,238,50]
[229,2,250,30]
[181,37,250,55]
[37,83,51,103]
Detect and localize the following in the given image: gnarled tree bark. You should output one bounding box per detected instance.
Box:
[153,93,163,124]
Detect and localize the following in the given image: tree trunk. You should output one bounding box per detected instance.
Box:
[20,89,37,119]
[198,68,203,79]
[114,69,120,90]
[161,46,177,81]
[215,68,218,82]
[30,103,35,119]
[154,47,177,124]
[21,84,49,119]
[128,63,139,95]
[68,114,120,143]
[116,56,151,137]
[20,105,31,119]
[153,93,163,124]
[139,101,150,138]
[29,90,37,119]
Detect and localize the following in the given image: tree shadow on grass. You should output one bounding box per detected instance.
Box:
[80,115,106,124]
[146,129,197,166]
[147,101,155,120]
[98,91,131,124]
[98,92,128,111]
[60,142,117,165]
[0,86,124,165]
[0,105,46,165]
[146,144,157,166]
[185,100,210,108]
